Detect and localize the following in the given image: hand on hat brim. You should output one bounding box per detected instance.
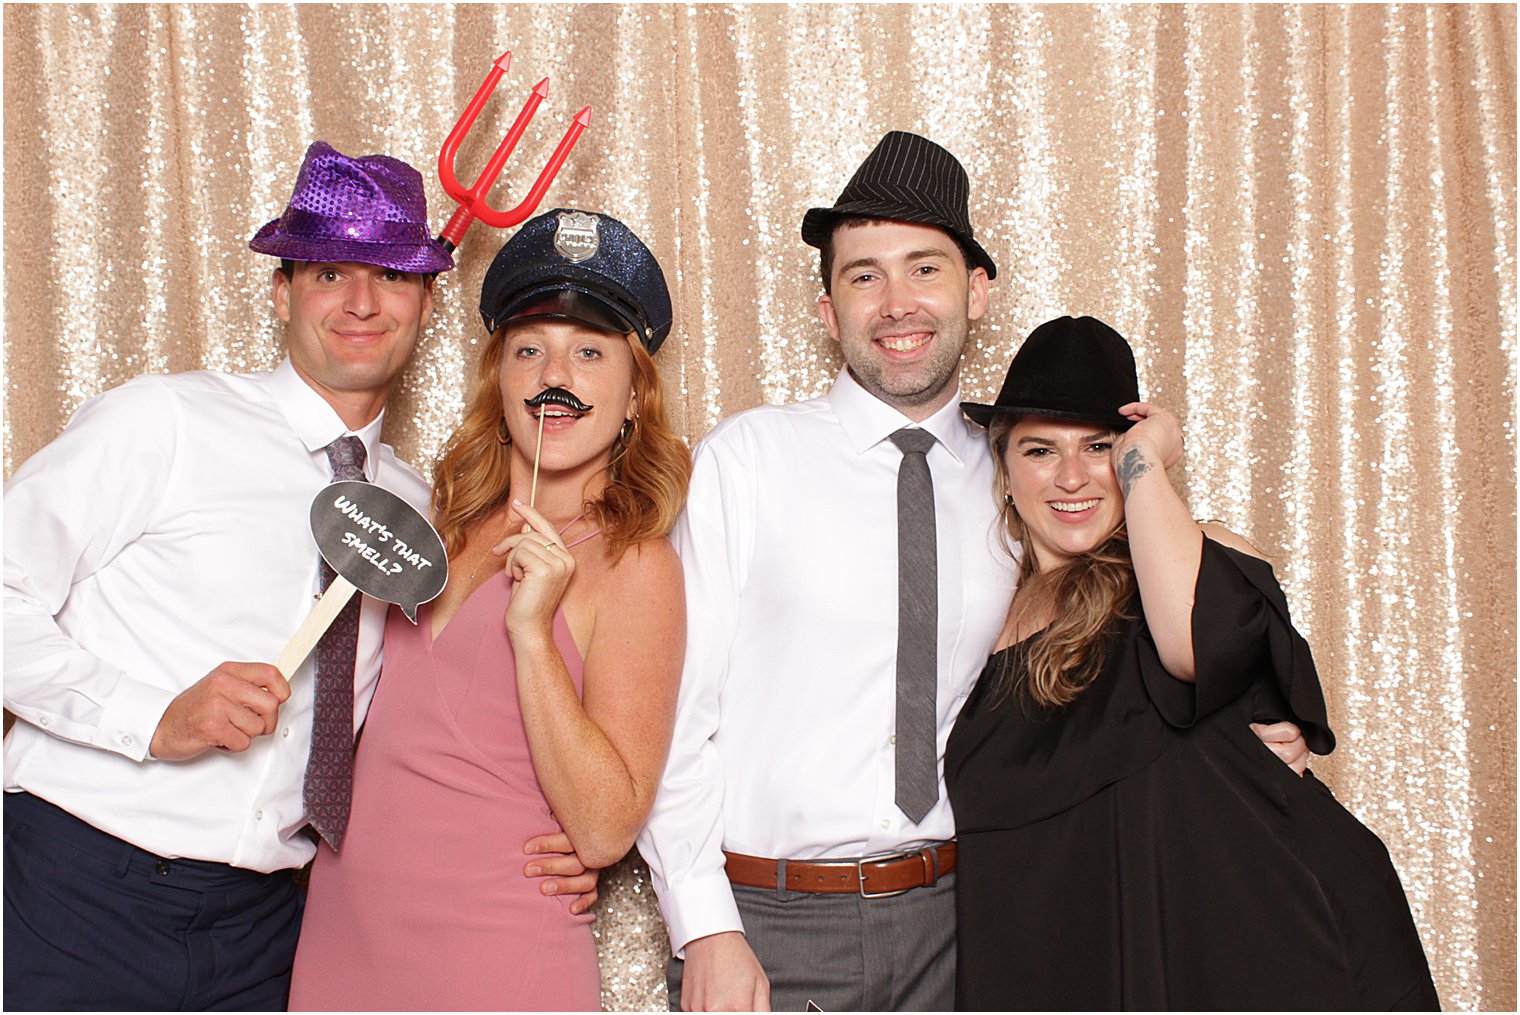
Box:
[1113,402,1183,470]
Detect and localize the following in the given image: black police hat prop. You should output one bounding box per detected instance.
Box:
[480,209,673,353]
[961,316,1140,431]
[801,131,997,280]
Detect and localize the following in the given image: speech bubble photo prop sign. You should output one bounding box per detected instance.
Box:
[273,481,448,680]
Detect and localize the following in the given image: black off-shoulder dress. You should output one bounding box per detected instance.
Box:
[945,539,1438,1011]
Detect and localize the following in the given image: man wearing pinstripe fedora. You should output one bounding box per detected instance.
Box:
[640,131,1011,1011]
[639,131,1311,1012]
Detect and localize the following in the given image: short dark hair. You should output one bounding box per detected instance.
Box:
[816,217,976,296]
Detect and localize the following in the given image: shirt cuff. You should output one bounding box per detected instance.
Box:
[662,873,746,958]
[98,677,177,761]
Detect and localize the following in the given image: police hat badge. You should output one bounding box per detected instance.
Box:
[553,211,600,263]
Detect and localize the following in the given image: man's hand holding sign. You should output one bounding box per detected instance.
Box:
[149,663,293,760]
[149,482,447,761]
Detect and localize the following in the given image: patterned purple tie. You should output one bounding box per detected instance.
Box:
[305,435,367,849]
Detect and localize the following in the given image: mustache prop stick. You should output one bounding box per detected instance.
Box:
[524,387,594,507]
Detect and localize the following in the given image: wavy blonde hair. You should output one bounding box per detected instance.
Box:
[989,416,1137,712]
[431,325,691,561]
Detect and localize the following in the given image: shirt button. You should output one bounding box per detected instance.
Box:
[37,717,49,728]
[889,734,897,745]
[255,809,264,821]
[281,727,291,738]
[120,734,133,747]
[880,819,891,830]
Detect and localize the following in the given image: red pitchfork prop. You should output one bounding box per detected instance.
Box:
[436,51,592,252]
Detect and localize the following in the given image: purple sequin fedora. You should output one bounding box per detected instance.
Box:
[249,141,454,274]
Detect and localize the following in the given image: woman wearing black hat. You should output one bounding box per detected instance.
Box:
[945,316,1437,1010]
[291,210,691,1010]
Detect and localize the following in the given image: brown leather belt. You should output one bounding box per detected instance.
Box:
[723,842,956,898]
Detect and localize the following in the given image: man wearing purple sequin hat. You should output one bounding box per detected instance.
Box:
[3,142,590,1010]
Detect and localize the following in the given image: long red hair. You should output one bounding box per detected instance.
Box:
[431,327,691,561]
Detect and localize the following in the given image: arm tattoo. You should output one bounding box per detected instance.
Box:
[1117,446,1154,498]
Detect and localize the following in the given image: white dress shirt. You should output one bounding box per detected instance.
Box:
[637,368,1018,955]
[4,358,429,873]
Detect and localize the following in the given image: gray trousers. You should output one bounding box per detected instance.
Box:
[667,872,956,1012]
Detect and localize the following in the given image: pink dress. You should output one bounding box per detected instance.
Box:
[289,574,600,1011]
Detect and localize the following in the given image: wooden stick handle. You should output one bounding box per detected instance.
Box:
[274,574,359,680]
[529,408,546,508]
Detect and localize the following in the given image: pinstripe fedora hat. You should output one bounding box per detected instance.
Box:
[801,131,997,279]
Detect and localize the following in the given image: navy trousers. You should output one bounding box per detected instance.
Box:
[4,792,303,1012]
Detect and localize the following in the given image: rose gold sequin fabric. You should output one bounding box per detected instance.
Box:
[3,5,1513,1010]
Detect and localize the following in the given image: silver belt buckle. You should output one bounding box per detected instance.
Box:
[856,847,920,899]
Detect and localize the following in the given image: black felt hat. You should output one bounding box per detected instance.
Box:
[800,131,997,280]
[962,316,1140,430]
[480,208,673,353]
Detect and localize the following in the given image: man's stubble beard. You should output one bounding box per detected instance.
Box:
[844,313,970,415]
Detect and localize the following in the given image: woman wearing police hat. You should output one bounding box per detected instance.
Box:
[291,210,691,1010]
[945,316,1437,1010]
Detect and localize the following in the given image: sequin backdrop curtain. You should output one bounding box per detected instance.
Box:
[2,3,1513,1009]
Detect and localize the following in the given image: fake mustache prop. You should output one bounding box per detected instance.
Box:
[525,387,594,413]
[523,387,594,507]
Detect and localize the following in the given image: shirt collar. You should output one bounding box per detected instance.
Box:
[269,357,384,480]
[825,367,983,466]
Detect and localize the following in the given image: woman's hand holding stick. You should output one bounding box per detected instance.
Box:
[494,499,574,638]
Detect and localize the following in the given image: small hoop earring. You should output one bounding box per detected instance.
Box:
[607,416,637,471]
[496,417,511,445]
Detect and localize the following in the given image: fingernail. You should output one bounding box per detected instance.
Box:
[513,498,524,506]
[542,881,558,895]
[525,863,542,876]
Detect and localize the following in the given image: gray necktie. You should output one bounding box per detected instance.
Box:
[889,427,939,824]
